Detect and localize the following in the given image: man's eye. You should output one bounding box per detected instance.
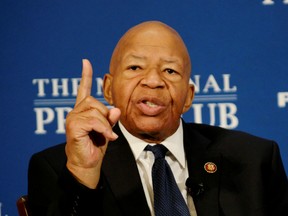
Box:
[165,68,176,74]
[129,66,140,71]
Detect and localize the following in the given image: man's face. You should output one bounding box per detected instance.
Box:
[104,24,194,142]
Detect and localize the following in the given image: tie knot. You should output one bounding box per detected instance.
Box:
[145,144,168,159]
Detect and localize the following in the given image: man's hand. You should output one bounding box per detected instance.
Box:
[65,59,121,189]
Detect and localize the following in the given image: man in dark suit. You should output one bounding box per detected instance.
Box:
[28,21,288,216]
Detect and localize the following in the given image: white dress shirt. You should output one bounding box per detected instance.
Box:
[119,121,197,216]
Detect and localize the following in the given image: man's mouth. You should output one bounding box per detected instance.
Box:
[144,101,159,108]
[136,98,166,116]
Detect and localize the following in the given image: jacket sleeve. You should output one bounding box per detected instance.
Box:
[28,148,103,216]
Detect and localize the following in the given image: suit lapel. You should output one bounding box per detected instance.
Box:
[183,121,222,216]
[102,123,150,216]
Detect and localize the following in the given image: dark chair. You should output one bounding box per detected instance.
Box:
[16,195,30,216]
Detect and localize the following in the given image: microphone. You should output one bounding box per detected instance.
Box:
[185,177,204,197]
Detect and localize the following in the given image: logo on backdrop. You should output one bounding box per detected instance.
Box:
[0,202,9,216]
[277,92,288,108]
[32,74,238,135]
[32,77,105,135]
[262,0,288,5]
[190,74,238,129]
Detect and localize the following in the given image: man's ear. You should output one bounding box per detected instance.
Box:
[182,84,195,114]
[103,73,114,105]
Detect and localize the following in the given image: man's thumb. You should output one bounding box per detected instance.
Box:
[108,107,121,126]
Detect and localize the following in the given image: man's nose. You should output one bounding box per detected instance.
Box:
[141,68,165,88]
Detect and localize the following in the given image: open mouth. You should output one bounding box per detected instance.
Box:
[136,98,166,116]
[144,100,159,108]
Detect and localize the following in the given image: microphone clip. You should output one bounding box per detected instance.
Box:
[186,178,205,198]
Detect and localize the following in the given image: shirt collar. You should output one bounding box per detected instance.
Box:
[119,120,186,168]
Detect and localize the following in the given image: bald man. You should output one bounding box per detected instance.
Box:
[28,21,288,216]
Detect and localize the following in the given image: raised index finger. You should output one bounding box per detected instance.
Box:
[75,59,93,106]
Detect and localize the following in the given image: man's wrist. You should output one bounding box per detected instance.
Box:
[66,162,101,189]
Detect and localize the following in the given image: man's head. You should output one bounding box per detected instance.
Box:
[104,21,194,143]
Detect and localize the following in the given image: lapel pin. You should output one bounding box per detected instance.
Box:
[204,162,217,173]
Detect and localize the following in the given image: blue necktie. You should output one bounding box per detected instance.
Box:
[145,144,190,216]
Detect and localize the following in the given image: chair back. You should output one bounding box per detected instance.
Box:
[16,195,29,216]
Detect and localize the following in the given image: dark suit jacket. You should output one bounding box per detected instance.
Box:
[28,122,288,216]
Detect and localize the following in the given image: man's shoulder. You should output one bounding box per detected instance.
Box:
[184,122,276,148]
[30,143,67,170]
[183,122,280,167]
[32,143,66,157]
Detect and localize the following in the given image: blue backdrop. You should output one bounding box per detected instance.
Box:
[0,1,287,215]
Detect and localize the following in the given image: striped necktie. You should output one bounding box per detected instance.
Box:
[145,144,190,216]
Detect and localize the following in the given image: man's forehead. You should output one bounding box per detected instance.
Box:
[119,33,187,62]
[123,52,184,64]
